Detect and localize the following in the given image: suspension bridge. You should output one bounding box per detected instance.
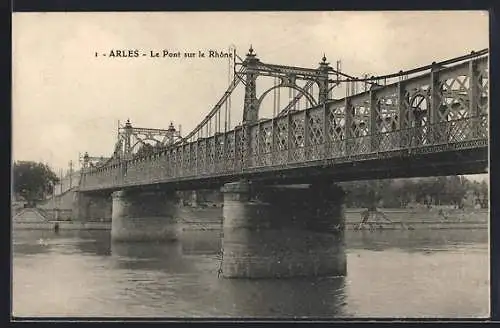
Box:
[78,47,488,191]
[72,47,489,278]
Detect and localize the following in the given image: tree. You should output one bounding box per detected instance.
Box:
[478,180,489,208]
[445,176,468,208]
[13,161,59,206]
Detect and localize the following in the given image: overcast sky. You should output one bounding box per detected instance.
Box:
[12,11,489,180]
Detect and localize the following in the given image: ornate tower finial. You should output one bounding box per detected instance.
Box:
[247,45,256,58]
[319,53,329,68]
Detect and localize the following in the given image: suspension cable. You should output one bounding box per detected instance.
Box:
[327,48,488,83]
[173,65,247,145]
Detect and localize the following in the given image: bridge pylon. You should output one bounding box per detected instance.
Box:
[114,119,182,160]
[239,46,335,124]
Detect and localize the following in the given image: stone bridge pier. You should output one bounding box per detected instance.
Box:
[72,191,112,222]
[221,181,347,279]
[110,189,180,242]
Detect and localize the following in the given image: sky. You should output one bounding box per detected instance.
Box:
[12,11,489,180]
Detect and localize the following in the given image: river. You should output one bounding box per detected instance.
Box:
[12,216,489,318]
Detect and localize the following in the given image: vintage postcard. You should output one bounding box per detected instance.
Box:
[12,11,490,319]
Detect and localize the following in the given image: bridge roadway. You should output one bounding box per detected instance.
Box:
[73,50,489,279]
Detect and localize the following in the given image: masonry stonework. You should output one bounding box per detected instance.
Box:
[72,191,112,222]
[111,189,180,242]
[221,181,347,278]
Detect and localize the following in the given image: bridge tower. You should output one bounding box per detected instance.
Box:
[318,54,330,104]
[123,119,133,160]
[242,46,260,124]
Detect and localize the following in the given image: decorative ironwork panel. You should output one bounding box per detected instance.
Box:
[153,153,164,180]
[438,74,470,122]
[155,155,164,180]
[160,151,168,178]
[289,112,305,162]
[249,125,259,167]
[378,130,401,152]
[349,96,370,155]
[197,140,206,175]
[175,146,183,177]
[326,105,346,158]
[207,137,215,174]
[350,97,370,138]
[404,76,430,132]
[348,136,370,155]
[224,132,235,173]
[138,157,147,181]
[406,86,430,147]
[376,91,399,132]
[327,105,345,141]
[258,121,273,166]
[235,128,245,172]
[426,123,442,146]
[273,116,289,165]
[171,148,178,178]
[215,134,225,173]
[163,150,171,176]
[307,107,325,161]
[146,156,154,181]
[182,144,190,176]
[124,162,134,183]
[447,118,473,143]
[130,160,140,183]
[479,115,488,139]
[411,126,429,147]
[187,143,196,175]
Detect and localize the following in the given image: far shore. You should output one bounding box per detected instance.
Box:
[13,206,488,232]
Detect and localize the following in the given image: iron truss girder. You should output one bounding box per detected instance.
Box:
[256,62,327,78]
[238,68,321,82]
[236,62,330,81]
[123,127,179,136]
[84,156,110,161]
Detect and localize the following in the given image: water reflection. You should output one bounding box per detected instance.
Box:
[180,231,221,256]
[12,217,489,318]
[110,241,196,273]
[220,276,347,318]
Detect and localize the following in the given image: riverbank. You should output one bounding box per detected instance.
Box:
[13,207,488,231]
[13,221,111,231]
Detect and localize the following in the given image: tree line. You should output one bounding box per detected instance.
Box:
[339,176,488,209]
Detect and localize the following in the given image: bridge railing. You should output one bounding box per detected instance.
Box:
[80,114,488,191]
[80,54,488,191]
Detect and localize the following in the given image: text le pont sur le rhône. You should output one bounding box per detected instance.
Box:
[96,49,233,58]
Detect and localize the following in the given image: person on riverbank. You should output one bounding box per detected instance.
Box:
[357,205,387,230]
[438,209,448,222]
[357,205,412,230]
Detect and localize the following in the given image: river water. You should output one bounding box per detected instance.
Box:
[12,218,489,318]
